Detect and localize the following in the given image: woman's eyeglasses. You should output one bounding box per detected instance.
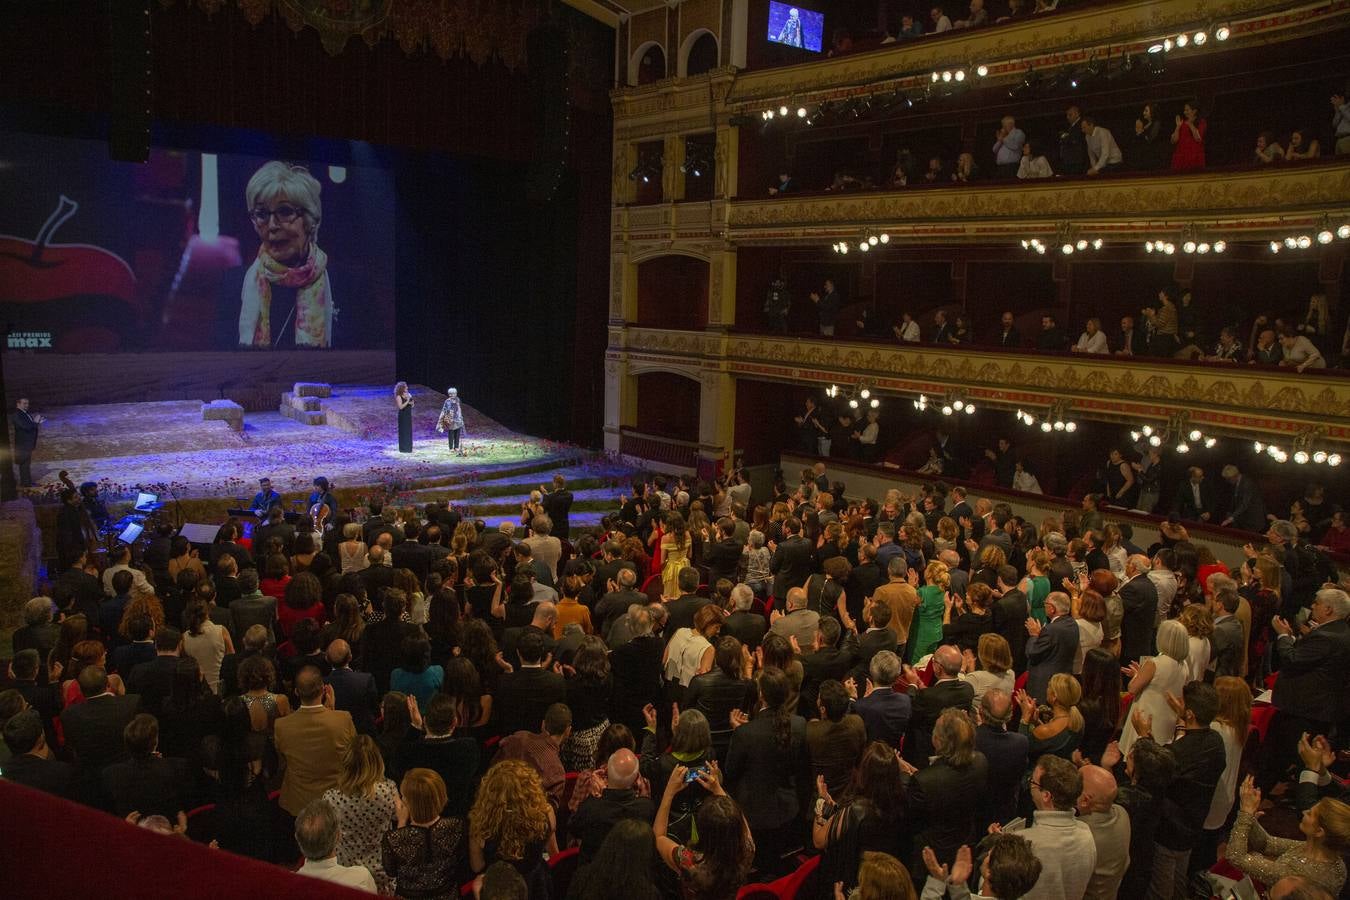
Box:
[250,204,305,225]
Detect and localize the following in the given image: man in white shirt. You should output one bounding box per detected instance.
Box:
[1076,765,1130,900]
[295,798,377,892]
[1082,115,1123,176]
[1148,551,1179,627]
[893,312,922,343]
[992,115,1026,178]
[101,544,153,597]
[1072,318,1110,354]
[930,5,953,31]
[1279,332,1326,371]
[853,409,881,462]
[1016,755,1096,899]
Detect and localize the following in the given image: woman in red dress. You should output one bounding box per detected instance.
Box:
[1170,100,1207,172]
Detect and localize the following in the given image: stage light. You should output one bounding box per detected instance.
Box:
[1284,237,1297,248]
[868,235,878,246]
[859,241,870,252]
[932,72,940,82]
[827,385,838,397]
[1189,429,1202,441]
[1076,239,1088,251]
[1130,430,1141,442]
[1318,228,1333,244]
[870,398,879,408]
[1149,434,1162,447]
[1266,445,1280,457]
[1313,451,1328,464]
[1062,243,1074,255]
[1297,235,1312,249]
[1183,240,1197,254]
[1213,240,1227,253]
[1164,243,1176,255]
[1141,425,1154,436]
[1274,449,1289,463]
[1215,24,1231,40]
[1053,420,1065,431]
[1269,241,1281,253]
[860,388,871,399]
[1253,441,1264,453]
[1040,421,1052,433]
[838,243,848,254]
[1193,30,1207,45]
[1163,38,1174,51]
[1145,241,1155,253]
[1147,43,1165,54]
[1065,422,1077,433]
[849,399,859,409]
[779,105,789,117]
[1175,33,1188,48]
[797,106,807,118]
[942,405,954,416]
[879,234,890,243]
[1203,437,1216,448]
[1328,453,1342,466]
[1092,239,1103,250]
[955,70,966,82]
[965,404,975,415]
[953,400,965,411]
[1339,225,1350,239]
[764,109,775,120]
[1197,242,1210,254]
[1035,244,1046,254]
[1176,442,1190,453]
[327,165,347,184]
[976,64,988,77]
[942,71,953,82]
[1294,451,1310,464]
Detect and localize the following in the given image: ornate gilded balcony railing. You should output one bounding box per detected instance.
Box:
[611,326,1350,442]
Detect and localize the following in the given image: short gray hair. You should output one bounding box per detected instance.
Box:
[499,521,517,536]
[731,584,754,611]
[626,604,652,636]
[1317,588,1350,620]
[870,650,901,686]
[295,799,340,860]
[246,161,322,237]
[748,529,765,549]
[1044,533,1067,555]
[616,567,637,589]
[1221,464,1240,479]
[23,597,53,627]
[1268,520,1298,543]
[887,557,908,578]
[531,515,552,536]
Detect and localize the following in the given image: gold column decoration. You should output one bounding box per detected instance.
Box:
[612,141,637,206]
[663,134,686,202]
[714,124,737,200]
[698,369,736,473]
[707,246,737,328]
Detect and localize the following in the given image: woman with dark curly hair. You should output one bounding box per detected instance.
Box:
[459,618,509,694]
[468,759,558,898]
[278,570,325,639]
[814,741,909,893]
[654,764,754,900]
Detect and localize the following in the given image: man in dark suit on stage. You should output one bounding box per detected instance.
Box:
[1024,592,1079,702]
[9,397,45,487]
[541,475,574,541]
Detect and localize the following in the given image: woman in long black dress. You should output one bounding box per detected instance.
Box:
[395,381,414,453]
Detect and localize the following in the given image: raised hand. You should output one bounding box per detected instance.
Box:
[642,703,658,731]
[922,846,949,881]
[1130,706,1153,738]
[1101,740,1122,770]
[1238,775,1261,815]
[950,845,973,885]
[730,708,749,729]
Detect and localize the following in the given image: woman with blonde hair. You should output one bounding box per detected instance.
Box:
[1202,677,1253,863]
[1101,524,1127,579]
[338,521,369,574]
[1178,603,1214,683]
[382,767,465,897]
[933,517,960,555]
[322,734,398,892]
[1071,589,1106,675]
[468,759,558,895]
[909,560,949,663]
[1228,779,1348,895]
[1118,619,1189,753]
[1015,672,1083,761]
[958,632,1014,706]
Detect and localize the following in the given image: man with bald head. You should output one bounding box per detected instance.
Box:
[325,638,378,735]
[770,586,821,650]
[1077,764,1131,900]
[902,643,974,766]
[566,747,655,863]
[976,688,1030,825]
[1119,554,1159,665]
[274,665,355,816]
[502,600,558,668]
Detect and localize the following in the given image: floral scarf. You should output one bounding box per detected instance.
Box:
[239,243,332,347]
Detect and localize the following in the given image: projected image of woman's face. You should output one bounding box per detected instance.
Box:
[251,194,309,264]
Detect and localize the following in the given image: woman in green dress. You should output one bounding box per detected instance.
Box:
[1021,548,1052,625]
[909,559,950,663]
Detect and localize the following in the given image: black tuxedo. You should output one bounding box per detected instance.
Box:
[845,563,885,620]
[1036,326,1068,351]
[9,409,40,485]
[992,589,1029,673]
[390,540,434,582]
[569,789,656,864]
[54,568,103,623]
[608,634,664,735]
[392,731,480,816]
[1118,574,1158,664]
[594,588,645,638]
[541,489,574,540]
[995,327,1021,349]
[59,693,142,798]
[210,542,254,572]
[3,754,75,798]
[770,536,815,601]
[1271,619,1350,723]
[905,678,974,766]
[703,538,742,585]
[853,628,900,682]
[102,756,190,818]
[724,709,809,832]
[127,656,181,716]
[1172,480,1216,521]
[1025,614,1079,702]
[908,753,990,871]
[501,624,557,669]
[723,610,768,651]
[799,645,858,712]
[327,666,381,735]
[664,595,711,639]
[975,724,1029,825]
[494,667,566,736]
[360,618,422,694]
[252,520,296,556]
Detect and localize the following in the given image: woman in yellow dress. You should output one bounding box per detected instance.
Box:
[660,512,691,599]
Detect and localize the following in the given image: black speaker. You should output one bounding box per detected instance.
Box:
[108,0,152,163]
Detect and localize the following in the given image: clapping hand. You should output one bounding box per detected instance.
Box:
[1025,617,1042,636]
[729,708,750,729]
[1014,688,1038,722]
[950,846,973,886]
[816,774,835,806]
[1120,661,1141,680]
[922,846,950,881]
[1101,740,1123,769]
[1238,775,1262,816]
[407,695,424,730]
[1130,706,1154,738]
[642,703,658,731]
[1271,616,1294,637]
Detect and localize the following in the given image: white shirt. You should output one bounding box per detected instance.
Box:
[932,14,952,31]
[102,563,152,598]
[297,857,377,893]
[1020,809,1097,900]
[1204,721,1244,829]
[1147,569,1178,625]
[896,319,921,342]
[1012,470,1042,494]
[1075,330,1110,354]
[1085,126,1123,172]
[859,421,879,445]
[1018,155,1054,179]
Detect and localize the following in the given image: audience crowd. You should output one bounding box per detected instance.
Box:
[5,467,1350,900]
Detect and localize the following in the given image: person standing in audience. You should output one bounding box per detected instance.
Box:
[1059,105,1088,175]
[813,741,908,892]
[992,115,1025,178]
[320,734,397,892]
[1018,755,1097,898]
[810,278,841,337]
[275,666,355,819]
[382,768,465,897]
[468,759,558,897]
[1023,591,1078,702]
[294,798,378,892]
[1082,115,1123,175]
[1170,100,1208,171]
[907,708,989,881]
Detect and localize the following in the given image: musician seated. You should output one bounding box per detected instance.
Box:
[308,477,338,522]
[251,477,283,517]
[80,481,111,528]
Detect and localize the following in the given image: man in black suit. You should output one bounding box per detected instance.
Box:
[973,689,1029,826]
[1024,592,1079,702]
[994,311,1021,349]
[540,474,574,541]
[992,566,1030,674]
[212,555,243,607]
[362,500,401,546]
[1172,466,1216,523]
[798,618,857,713]
[360,545,397,599]
[1114,315,1149,357]
[252,505,296,556]
[853,651,911,748]
[703,519,742,585]
[126,629,182,717]
[845,544,885,621]
[494,631,567,737]
[219,624,271,697]
[2,709,75,798]
[769,517,814,603]
[325,639,379,735]
[392,694,480,816]
[1035,313,1069,351]
[1258,588,1350,789]
[8,397,44,487]
[12,598,60,682]
[722,585,767,652]
[930,309,952,344]
[101,713,189,818]
[1220,464,1266,533]
[608,606,665,736]
[593,568,645,638]
[209,522,255,571]
[109,615,157,677]
[568,748,654,864]
[360,591,422,694]
[390,521,434,583]
[663,568,710,639]
[501,602,558,669]
[59,666,141,804]
[1208,588,1244,678]
[53,555,103,625]
[852,599,899,683]
[1118,556,1159,665]
[902,645,974,766]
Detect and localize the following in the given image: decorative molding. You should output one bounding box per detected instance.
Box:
[617,327,1350,439]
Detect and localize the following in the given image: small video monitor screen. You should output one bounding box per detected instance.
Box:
[767,2,825,52]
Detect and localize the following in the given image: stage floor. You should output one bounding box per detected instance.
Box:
[25,385,631,526]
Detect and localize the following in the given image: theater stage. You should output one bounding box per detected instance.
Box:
[23,385,632,530]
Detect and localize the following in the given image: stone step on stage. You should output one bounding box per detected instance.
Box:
[279,382,331,425]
